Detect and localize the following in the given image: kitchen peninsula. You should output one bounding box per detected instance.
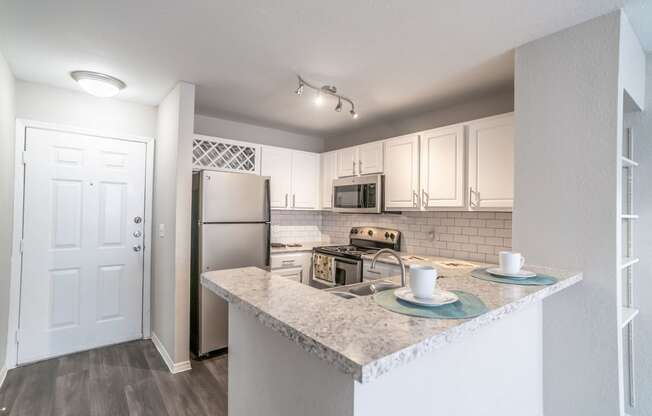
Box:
[202,261,581,416]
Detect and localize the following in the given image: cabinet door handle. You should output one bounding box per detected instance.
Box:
[358,160,362,174]
[412,190,419,208]
[285,193,288,208]
[422,189,429,208]
[352,160,356,175]
[293,194,296,207]
[469,187,479,208]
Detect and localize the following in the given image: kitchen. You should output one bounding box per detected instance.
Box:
[0,2,651,416]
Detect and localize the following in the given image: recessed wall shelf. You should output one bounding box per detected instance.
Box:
[620,257,639,269]
[621,307,639,329]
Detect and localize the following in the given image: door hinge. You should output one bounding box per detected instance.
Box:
[15,329,19,344]
[19,240,24,254]
[22,151,28,165]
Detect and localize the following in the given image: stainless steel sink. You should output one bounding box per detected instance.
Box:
[327,280,401,299]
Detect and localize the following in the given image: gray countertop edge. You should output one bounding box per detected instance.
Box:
[202,270,582,384]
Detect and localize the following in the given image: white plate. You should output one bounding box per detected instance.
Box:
[486,267,536,279]
[394,287,459,307]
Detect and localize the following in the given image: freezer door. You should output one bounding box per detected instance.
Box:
[200,170,270,223]
[198,222,270,354]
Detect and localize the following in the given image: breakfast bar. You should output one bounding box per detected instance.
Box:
[202,261,581,416]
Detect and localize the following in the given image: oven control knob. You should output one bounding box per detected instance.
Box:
[352,228,358,234]
[384,232,390,239]
[367,230,373,237]
[390,233,395,240]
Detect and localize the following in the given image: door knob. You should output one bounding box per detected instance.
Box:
[133,230,142,238]
[134,216,143,224]
[133,245,142,252]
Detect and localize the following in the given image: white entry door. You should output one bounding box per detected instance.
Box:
[17,127,147,364]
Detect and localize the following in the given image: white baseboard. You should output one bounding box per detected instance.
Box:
[0,364,7,390]
[151,332,192,374]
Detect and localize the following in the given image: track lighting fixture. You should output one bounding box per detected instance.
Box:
[294,75,358,119]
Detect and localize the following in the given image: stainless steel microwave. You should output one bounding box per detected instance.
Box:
[332,174,383,213]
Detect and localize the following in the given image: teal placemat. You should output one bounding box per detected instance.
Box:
[471,268,557,286]
[373,289,488,319]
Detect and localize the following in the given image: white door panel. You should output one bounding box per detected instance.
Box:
[468,114,514,209]
[261,146,292,209]
[358,142,383,174]
[320,151,337,209]
[420,126,465,208]
[336,146,358,177]
[383,134,420,210]
[291,151,319,209]
[18,128,146,364]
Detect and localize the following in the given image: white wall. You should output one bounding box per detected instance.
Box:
[619,13,647,111]
[194,114,325,153]
[324,87,513,151]
[624,53,651,416]
[513,11,622,416]
[0,52,16,372]
[152,82,195,366]
[15,81,157,138]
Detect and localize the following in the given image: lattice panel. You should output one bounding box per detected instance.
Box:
[193,138,258,173]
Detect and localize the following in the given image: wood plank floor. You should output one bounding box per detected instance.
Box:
[0,340,228,416]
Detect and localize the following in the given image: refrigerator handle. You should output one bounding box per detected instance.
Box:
[264,178,271,222]
[265,223,271,266]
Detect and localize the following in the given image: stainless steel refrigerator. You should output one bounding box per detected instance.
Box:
[190,170,270,356]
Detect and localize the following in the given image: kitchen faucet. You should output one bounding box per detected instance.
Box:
[370,249,407,287]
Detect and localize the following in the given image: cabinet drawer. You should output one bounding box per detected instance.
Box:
[271,252,310,269]
[273,266,303,283]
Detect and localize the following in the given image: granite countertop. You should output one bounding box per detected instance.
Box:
[201,262,581,384]
[361,252,480,269]
[270,241,333,254]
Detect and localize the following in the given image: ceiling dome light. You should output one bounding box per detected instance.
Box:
[70,71,126,98]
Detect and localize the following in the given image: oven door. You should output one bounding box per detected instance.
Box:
[311,254,362,288]
[332,175,382,213]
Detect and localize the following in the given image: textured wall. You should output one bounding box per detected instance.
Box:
[271,210,512,263]
[0,51,15,371]
[513,12,622,416]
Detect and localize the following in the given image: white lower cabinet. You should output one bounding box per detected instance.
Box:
[467,113,514,210]
[420,125,466,209]
[383,134,420,210]
[320,151,337,209]
[261,146,320,210]
[363,260,402,281]
[271,252,312,284]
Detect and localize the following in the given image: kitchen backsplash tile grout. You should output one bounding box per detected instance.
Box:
[271,210,512,264]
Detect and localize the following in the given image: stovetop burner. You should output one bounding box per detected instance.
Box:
[314,227,401,260]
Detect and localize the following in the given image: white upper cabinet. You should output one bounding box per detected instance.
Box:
[320,151,337,209]
[467,113,514,210]
[261,146,320,210]
[336,146,358,177]
[358,142,384,175]
[420,125,465,209]
[336,142,384,177]
[291,151,320,209]
[261,146,293,209]
[383,134,420,210]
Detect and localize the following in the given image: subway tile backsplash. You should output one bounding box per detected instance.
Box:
[271,210,512,264]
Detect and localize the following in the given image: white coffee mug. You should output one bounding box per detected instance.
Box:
[499,251,525,274]
[409,265,438,299]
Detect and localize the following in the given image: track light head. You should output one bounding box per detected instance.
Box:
[295,82,304,95]
[350,109,359,119]
[335,98,342,112]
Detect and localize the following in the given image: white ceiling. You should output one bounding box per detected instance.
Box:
[0,0,631,137]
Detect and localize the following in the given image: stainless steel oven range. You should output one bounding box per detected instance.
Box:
[311,226,401,289]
